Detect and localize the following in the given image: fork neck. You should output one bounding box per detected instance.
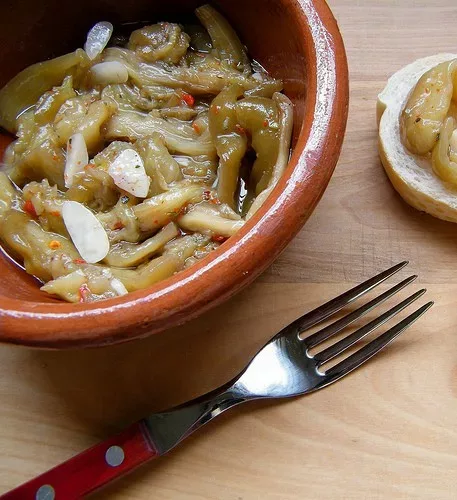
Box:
[144,381,251,455]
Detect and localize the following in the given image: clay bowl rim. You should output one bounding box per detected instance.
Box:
[0,0,349,348]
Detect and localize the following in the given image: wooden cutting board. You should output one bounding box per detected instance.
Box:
[1,0,456,498]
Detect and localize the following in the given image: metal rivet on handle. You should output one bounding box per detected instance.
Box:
[105,445,125,467]
[35,484,55,500]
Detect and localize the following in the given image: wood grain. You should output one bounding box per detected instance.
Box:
[1,0,457,498]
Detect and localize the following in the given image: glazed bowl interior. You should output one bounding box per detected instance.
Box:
[0,0,348,347]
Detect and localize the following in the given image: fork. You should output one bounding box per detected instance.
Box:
[2,261,433,500]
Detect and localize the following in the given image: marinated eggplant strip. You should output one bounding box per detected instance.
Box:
[103,47,264,95]
[137,133,183,184]
[133,184,204,233]
[111,234,200,291]
[178,204,245,237]
[104,222,179,267]
[209,85,247,208]
[106,110,216,156]
[195,4,251,74]
[235,96,280,195]
[0,209,79,282]
[247,93,293,219]
[0,49,89,134]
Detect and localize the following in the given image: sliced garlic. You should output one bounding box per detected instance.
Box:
[62,201,110,263]
[64,133,88,188]
[110,278,128,296]
[84,21,114,60]
[108,149,150,198]
[90,61,129,85]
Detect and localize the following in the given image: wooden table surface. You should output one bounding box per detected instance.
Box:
[1,0,457,498]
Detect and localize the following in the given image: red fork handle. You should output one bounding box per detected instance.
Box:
[0,420,158,499]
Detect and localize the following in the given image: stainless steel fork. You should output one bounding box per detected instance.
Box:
[2,261,433,500]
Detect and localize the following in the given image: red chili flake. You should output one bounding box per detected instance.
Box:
[153,219,159,224]
[78,284,90,303]
[48,240,61,250]
[212,105,221,115]
[182,92,195,107]
[50,210,60,217]
[192,122,201,134]
[113,221,124,230]
[73,258,86,265]
[212,235,227,243]
[235,124,245,134]
[23,200,37,217]
[84,163,94,170]
[52,152,59,161]
[262,119,269,127]
[177,203,189,217]
[202,190,220,205]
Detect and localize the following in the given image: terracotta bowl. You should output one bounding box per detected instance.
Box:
[0,0,348,348]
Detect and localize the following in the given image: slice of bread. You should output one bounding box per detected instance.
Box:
[378,53,457,222]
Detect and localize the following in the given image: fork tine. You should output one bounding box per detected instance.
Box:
[314,288,426,364]
[303,275,417,348]
[288,261,409,334]
[323,301,433,381]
